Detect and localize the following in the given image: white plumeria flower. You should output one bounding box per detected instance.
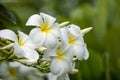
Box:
[0,62,18,80]
[61,24,89,60]
[9,61,45,79]
[0,29,39,62]
[47,60,76,80]
[44,43,73,80]
[26,12,61,49]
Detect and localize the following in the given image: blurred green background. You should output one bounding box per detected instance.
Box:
[0,0,120,80]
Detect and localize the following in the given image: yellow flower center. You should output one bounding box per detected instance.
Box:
[9,68,17,77]
[68,35,76,45]
[56,50,64,60]
[18,40,24,46]
[41,24,51,33]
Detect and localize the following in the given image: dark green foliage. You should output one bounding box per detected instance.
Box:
[0,3,16,29]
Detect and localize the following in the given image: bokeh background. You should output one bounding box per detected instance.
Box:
[0,0,120,80]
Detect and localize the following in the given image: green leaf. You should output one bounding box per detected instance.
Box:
[0,3,17,29]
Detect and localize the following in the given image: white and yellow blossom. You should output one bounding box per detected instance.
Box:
[61,24,90,60]
[0,29,39,62]
[26,12,61,49]
[44,43,73,80]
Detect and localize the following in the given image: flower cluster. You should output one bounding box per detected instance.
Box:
[0,12,92,80]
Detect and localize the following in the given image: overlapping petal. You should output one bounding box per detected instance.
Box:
[14,43,24,57]
[60,45,73,61]
[47,73,57,80]
[45,33,58,49]
[68,24,81,37]
[60,27,69,45]
[18,31,28,42]
[50,58,70,76]
[72,44,85,60]
[14,42,39,61]
[40,13,56,27]
[22,47,39,61]
[50,23,61,37]
[30,28,46,46]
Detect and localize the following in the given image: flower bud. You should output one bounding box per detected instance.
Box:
[81,27,92,35]
[60,21,69,27]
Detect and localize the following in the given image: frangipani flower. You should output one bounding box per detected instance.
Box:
[47,59,76,80]
[26,12,61,49]
[9,61,45,79]
[0,29,39,62]
[61,24,89,60]
[0,62,19,80]
[44,43,73,80]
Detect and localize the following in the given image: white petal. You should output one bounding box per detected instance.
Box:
[58,74,70,80]
[61,27,69,38]
[0,29,17,41]
[78,35,84,44]
[18,31,37,49]
[64,74,70,80]
[24,39,37,49]
[43,49,57,60]
[50,59,70,76]
[61,46,73,61]
[83,46,89,60]
[75,37,84,46]
[45,33,58,49]
[30,28,46,46]
[60,27,69,45]
[18,31,28,42]
[26,14,42,26]
[14,43,24,57]
[9,61,21,67]
[50,23,61,37]
[40,13,56,27]
[68,24,81,37]
[22,47,39,61]
[73,44,85,60]
[50,59,63,75]
[47,73,57,80]
[29,28,40,36]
